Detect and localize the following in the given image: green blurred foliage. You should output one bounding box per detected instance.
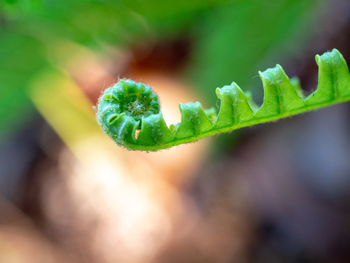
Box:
[0,32,48,137]
[0,0,230,139]
[0,0,324,142]
[190,0,322,104]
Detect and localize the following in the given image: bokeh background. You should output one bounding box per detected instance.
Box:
[1,0,350,262]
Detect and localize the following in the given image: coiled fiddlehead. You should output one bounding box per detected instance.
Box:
[97,49,350,151]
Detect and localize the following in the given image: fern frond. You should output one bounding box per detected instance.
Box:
[97,49,350,151]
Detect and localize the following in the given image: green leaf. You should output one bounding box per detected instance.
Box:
[97,49,350,151]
